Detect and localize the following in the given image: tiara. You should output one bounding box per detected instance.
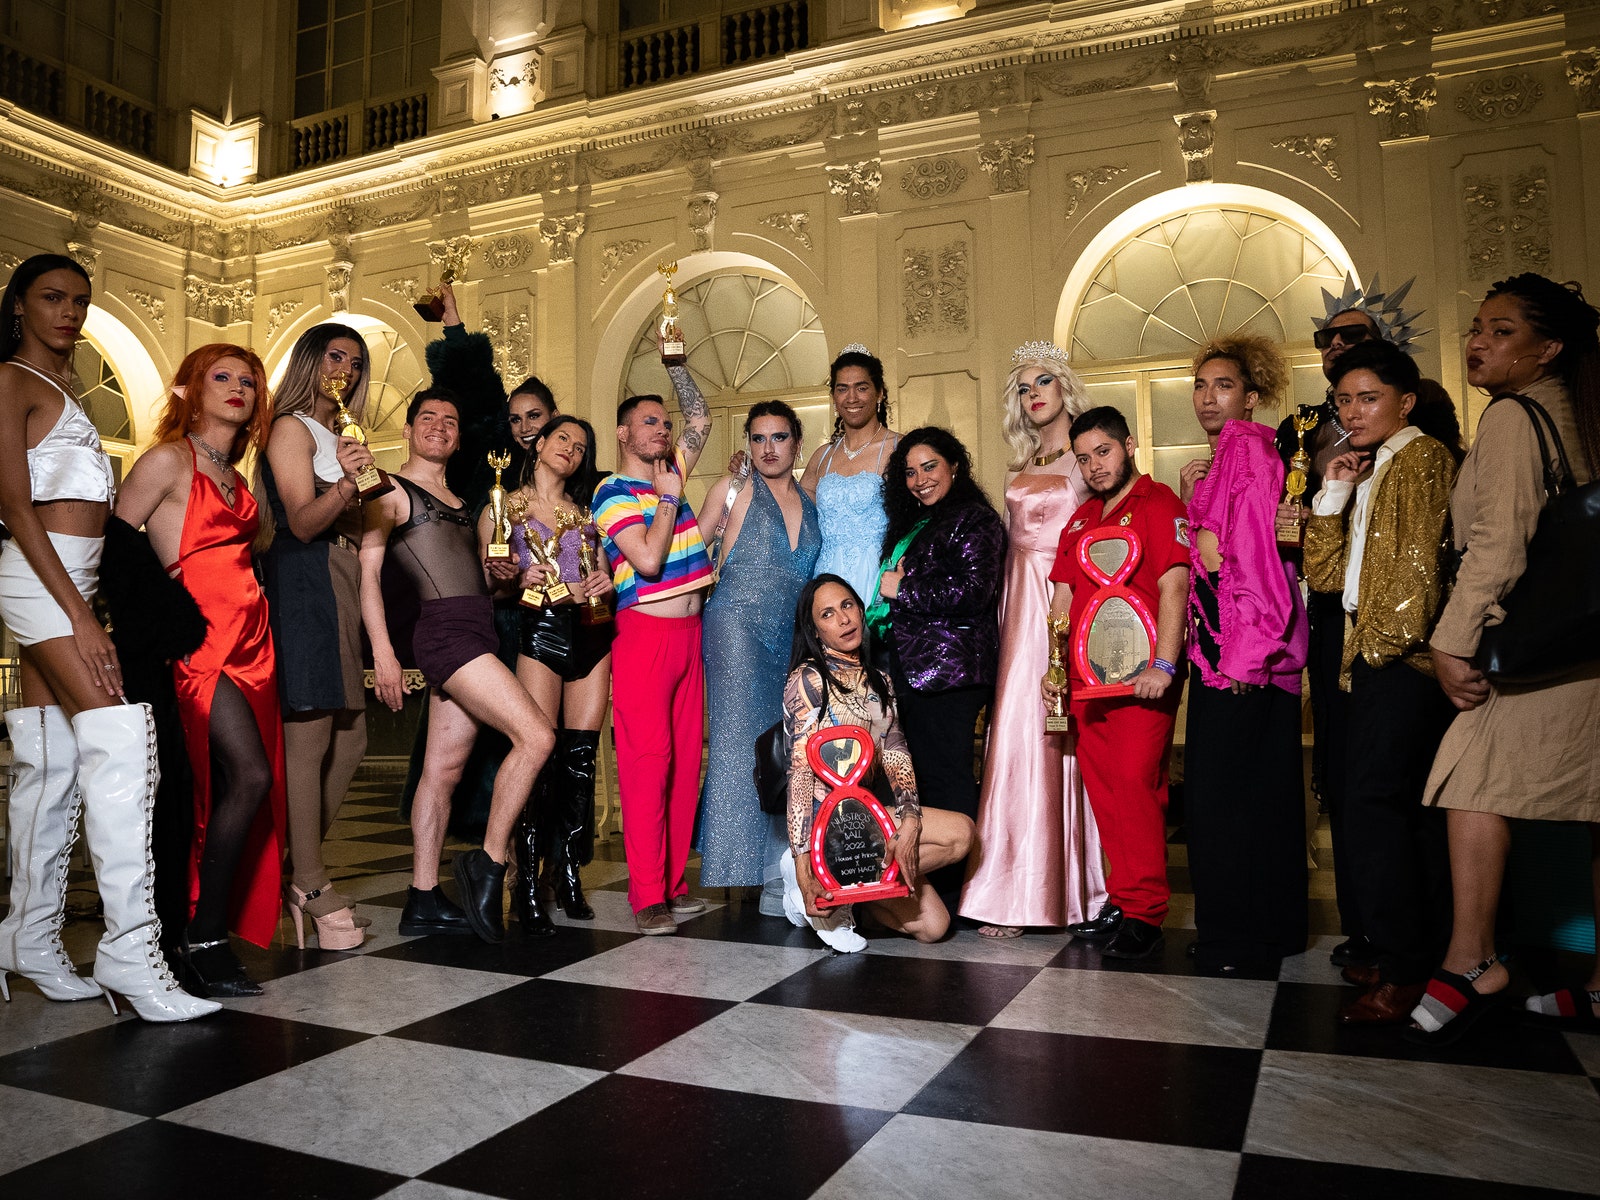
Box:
[1011,340,1071,373]
[838,342,872,357]
[1314,272,1430,356]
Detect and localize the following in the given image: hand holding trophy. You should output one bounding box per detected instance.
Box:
[540,508,580,604]
[1276,408,1320,546]
[413,268,457,323]
[509,496,549,608]
[323,371,394,499]
[1044,613,1071,733]
[485,450,514,560]
[575,508,614,626]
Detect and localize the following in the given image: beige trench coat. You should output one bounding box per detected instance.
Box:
[1424,376,1600,820]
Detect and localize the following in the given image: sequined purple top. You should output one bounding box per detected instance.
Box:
[510,515,592,584]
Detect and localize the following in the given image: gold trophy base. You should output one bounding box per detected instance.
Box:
[519,588,545,609]
[413,294,446,322]
[354,465,394,501]
[1276,510,1307,548]
[581,597,613,626]
[544,582,572,604]
[1045,712,1071,733]
[661,344,685,366]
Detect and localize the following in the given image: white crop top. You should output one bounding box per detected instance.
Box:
[11,359,116,508]
[294,412,345,485]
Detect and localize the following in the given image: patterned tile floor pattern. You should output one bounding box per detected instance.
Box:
[0,774,1598,1199]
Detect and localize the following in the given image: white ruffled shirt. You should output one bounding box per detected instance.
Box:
[1310,424,1424,614]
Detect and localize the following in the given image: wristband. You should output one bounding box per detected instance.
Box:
[1151,658,1177,677]
[657,493,681,509]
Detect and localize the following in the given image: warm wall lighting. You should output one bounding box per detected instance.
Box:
[190,110,263,187]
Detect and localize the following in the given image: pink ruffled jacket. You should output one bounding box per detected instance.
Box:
[1186,420,1308,694]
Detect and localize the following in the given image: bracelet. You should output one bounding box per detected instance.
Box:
[657,494,681,509]
[1151,658,1177,677]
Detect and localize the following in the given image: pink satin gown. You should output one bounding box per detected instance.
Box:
[959,454,1107,927]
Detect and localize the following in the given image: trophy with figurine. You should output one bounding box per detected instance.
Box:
[1276,408,1320,546]
[538,509,580,604]
[1044,613,1071,733]
[323,371,393,499]
[413,268,456,323]
[657,261,686,365]
[575,509,613,626]
[486,450,513,560]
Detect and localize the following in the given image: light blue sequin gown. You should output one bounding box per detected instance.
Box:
[697,476,822,887]
[812,438,896,605]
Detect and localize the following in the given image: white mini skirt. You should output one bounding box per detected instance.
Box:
[0,531,102,645]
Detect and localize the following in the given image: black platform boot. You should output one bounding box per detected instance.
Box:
[544,730,598,921]
[512,757,556,937]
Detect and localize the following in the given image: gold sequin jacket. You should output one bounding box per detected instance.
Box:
[1303,433,1458,688]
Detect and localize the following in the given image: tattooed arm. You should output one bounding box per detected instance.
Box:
[666,363,712,476]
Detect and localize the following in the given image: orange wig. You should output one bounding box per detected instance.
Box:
[152,343,273,463]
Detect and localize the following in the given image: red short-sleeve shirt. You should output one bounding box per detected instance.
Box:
[1050,474,1190,685]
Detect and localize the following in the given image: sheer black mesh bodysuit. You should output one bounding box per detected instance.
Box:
[387,476,487,601]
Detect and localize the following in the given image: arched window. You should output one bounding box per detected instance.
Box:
[622,271,830,481]
[1064,201,1353,491]
[75,338,133,444]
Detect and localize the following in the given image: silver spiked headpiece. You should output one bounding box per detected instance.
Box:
[1315,272,1429,356]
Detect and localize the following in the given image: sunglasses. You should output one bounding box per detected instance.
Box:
[1313,325,1373,350]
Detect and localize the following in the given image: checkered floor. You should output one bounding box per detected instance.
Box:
[1,772,1598,1199]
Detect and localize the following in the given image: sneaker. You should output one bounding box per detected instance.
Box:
[635,903,677,935]
[758,877,787,919]
[668,894,707,914]
[780,854,866,952]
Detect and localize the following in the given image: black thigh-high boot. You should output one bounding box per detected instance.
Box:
[513,747,556,937]
[545,730,598,920]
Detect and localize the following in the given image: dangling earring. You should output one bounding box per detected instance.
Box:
[10,315,19,340]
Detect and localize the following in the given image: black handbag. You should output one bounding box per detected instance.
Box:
[1474,392,1600,683]
[753,719,790,815]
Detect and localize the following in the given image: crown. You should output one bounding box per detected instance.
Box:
[1315,272,1430,356]
[1011,340,1072,373]
[837,342,873,357]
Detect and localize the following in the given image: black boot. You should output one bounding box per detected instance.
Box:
[453,849,508,944]
[545,730,598,921]
[513,760,556,937]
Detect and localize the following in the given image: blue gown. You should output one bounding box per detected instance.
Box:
[812,438,895,605]
[697,475,821,886]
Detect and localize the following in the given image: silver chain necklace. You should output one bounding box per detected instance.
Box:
[188,432,234,474]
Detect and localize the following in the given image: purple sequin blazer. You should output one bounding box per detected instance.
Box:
[886,500,1006,692]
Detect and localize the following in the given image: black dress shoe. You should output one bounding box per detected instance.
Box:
[182,937,264,998]
[1330,935,1376,967]
[1103,917,1165,959]
[1066,903,1124,943]
[454,850,509,945]
[398,886,474,936]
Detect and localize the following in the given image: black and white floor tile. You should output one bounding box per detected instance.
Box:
[1,775,1598,1198]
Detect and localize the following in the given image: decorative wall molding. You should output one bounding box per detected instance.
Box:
[428,236,476,279]
[264,299,303,342]
[480,233,533,272]
[827,160,883,216]
[66,242,99,278]
[383,278,419,303]
[903,239,970,338]
[124,287,166,334]
[1271,134,1340,180]
[1565,49,1600,112]
[1063,164,1129,220]
[1366,76,1437,139]
[600,238,650,283]
[688,191,719,252]
[977,136,1034,194]
[1455,72,1543,123]
[326,260,353,312]
[483,306,530,382]
[1174,110,1217,184]
[538,215,585,264]
[184,275,255,325]
[759,211,812,251]
[488,57,538,91]
[900,158,968,201]
[1461,165,1551,281]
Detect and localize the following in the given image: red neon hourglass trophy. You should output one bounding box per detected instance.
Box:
[805,725,912,909]
[1070,527,1159,700]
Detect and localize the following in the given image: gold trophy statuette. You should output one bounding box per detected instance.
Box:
[324,372,394,500]
[486,450,513,560]
[657,261,686,365]
[575,509,613,626]
[540,509,580,604]
[413,268,456,323]
[1044,613,1072,733]
[1276,408,1320,547]
[509,497,547,608]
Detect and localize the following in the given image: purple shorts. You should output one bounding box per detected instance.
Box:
[413,594,499,692]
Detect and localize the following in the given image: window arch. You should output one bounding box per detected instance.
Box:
[74,338,133,444]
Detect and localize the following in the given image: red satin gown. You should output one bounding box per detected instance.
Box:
[169,443,288,947]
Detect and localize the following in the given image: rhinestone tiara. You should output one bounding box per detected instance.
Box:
[1011,339,1071,373]
[1315,272,1430,356]
[837,342,873,357]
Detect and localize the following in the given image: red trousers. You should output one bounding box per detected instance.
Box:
[612,609,704,912]
[1072,691,1180,925]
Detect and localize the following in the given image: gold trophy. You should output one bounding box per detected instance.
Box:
[324,372,394,500]
[576,510,614,626]
[1044,613,1072,733]
[413,268,456,323]
[509,497,547,608]
[657,261,686,365]
[486,450,513,560]
[539,509,579,604]
[1276,408,1320,546]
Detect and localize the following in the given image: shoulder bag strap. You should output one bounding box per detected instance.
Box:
[1491,392,1576,497]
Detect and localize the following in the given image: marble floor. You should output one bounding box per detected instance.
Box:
[0,774,1597,1198]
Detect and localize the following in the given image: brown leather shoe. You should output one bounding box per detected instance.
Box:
[1339,980,1426,1025]
[1341,963,1380,988]
[634,903,677,935]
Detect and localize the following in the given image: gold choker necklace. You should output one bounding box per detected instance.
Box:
[1032,447,1067,467]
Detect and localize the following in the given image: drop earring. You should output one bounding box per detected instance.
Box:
[10,315,19,340]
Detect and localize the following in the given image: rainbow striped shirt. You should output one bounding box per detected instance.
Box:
[592,449,713,610]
